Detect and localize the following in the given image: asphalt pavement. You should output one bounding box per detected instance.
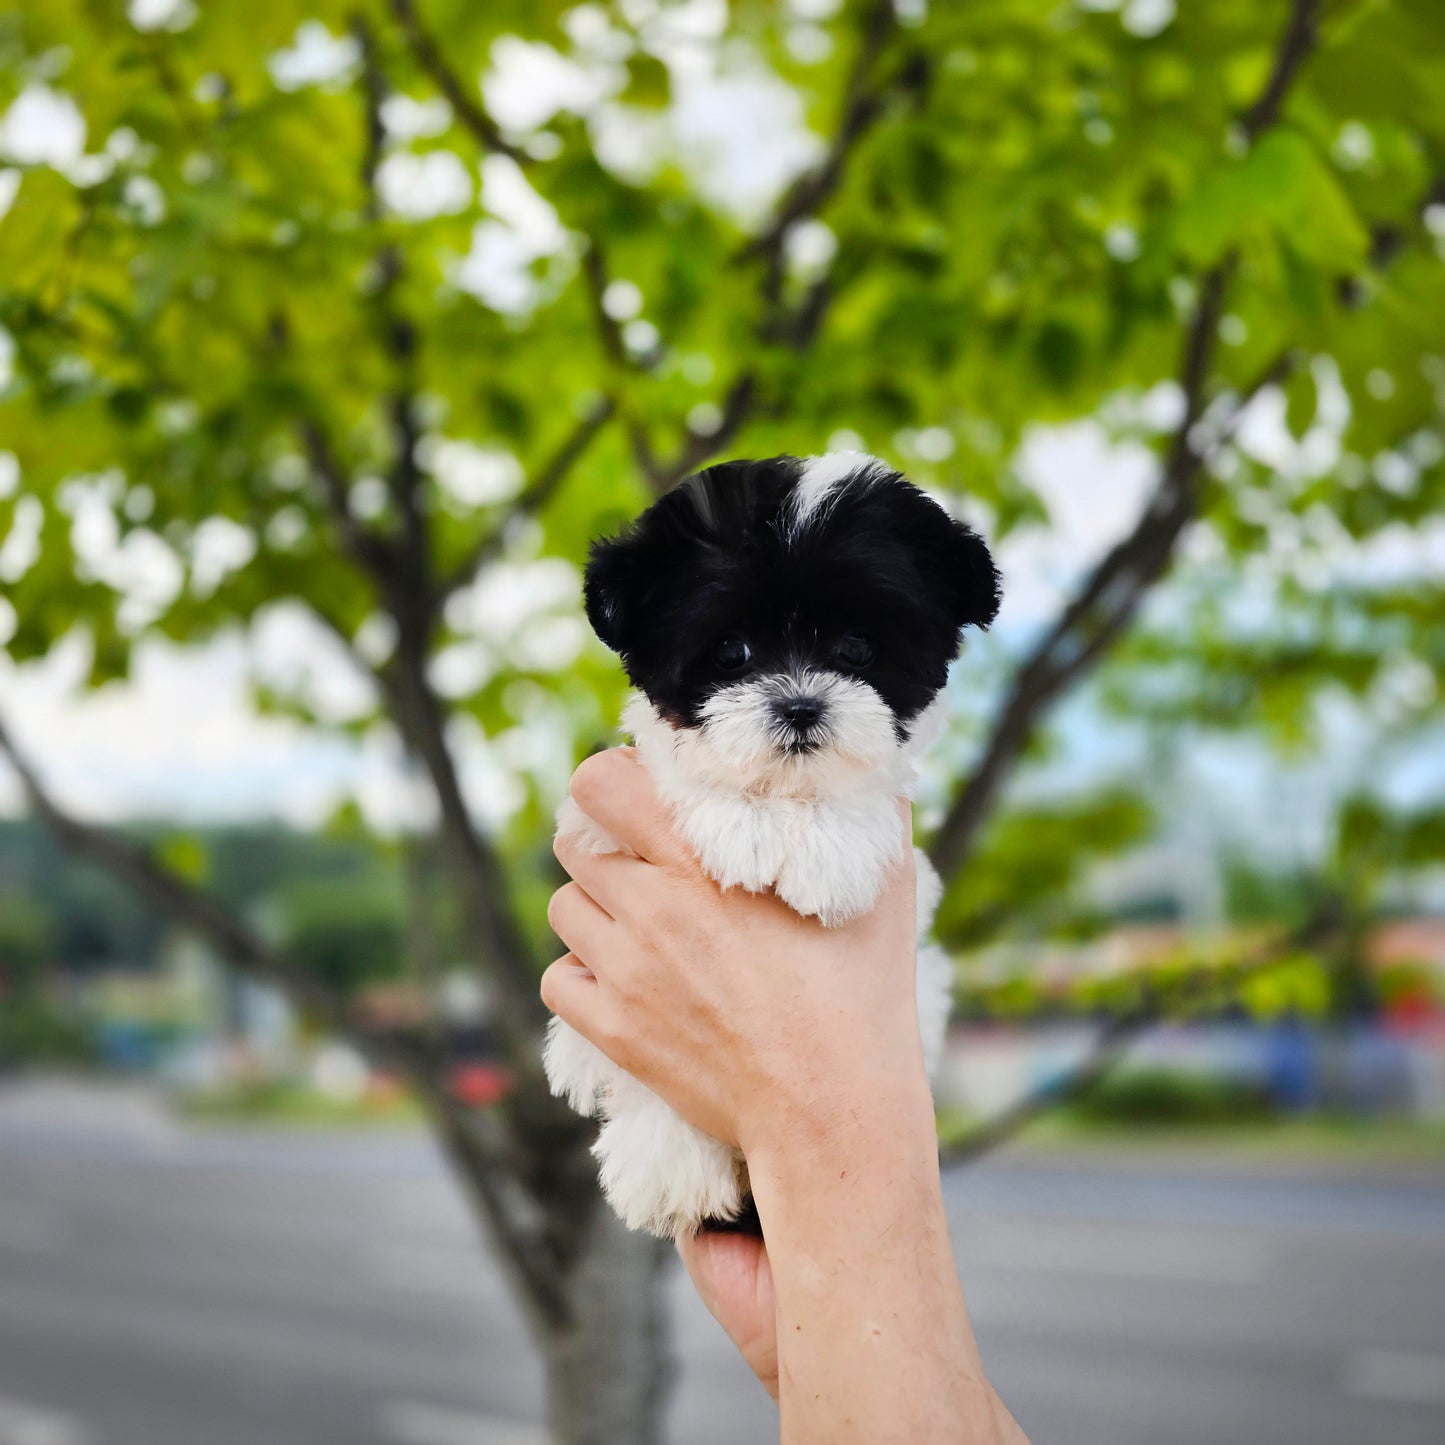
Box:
[1,1080,1442,1445]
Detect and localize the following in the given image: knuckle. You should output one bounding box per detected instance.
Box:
[545,884,571,935]
[569,750,614,809]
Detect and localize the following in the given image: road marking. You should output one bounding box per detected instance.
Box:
[1343,1348,1445,1406]
[381,1401,544,1445]
[0,1396,89,1445]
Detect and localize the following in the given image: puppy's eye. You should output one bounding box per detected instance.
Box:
[835,634,873,669]
[714,635,752,671]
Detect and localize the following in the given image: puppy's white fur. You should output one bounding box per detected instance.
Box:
[545,684,954,1239]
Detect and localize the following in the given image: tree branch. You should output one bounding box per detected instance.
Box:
[939,1010,1144,1168]
[353,14,388,222]
[350,20,434,619]
[640,370,760,495]
[295,407,598,1301]
[295,407,554,1070]
[375,641,554,1049]
[386,388,431,600]
[1240,0,1321,142]
[387,0,909,499]
[281,54,550,1074]
[285,47,503,1021]
[404,1061,586,1330]
[737,0,913,287]
[929,278,1228,880]
[628,3,925,495]
[0,709,354,1031]
[298,416,399,583]
[439,395,617,601]
[582,243,630,369]
[295,464,555,1060]
[927,0,1321,883]
[0,699,587,1327]
[938,900,1343,1167]
[386,0,528,164]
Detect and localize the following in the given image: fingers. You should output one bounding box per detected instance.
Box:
[568,749,690,868]
[553,828,649,919]
[540,953,599,1022]
[676,1230,780,1401]
[540,953,631,1070]
[546,879,616,963]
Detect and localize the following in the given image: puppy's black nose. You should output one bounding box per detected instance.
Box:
[778,698,823,729]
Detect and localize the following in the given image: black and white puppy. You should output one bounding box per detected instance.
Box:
[545,452,1000,1238]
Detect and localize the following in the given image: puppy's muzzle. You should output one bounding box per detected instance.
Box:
[774,695,827,752]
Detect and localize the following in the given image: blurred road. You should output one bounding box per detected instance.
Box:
[1,1082,1443,1445]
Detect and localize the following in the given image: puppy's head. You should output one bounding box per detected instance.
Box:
[584,453,999,785]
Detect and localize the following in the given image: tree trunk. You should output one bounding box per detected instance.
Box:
[543,1207,673,1445]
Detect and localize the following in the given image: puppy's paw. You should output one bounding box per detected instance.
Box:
[542,1016,613,1118]
[594,1093,742,1238]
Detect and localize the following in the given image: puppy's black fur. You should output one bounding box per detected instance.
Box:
[577,454,999,1237]
[584,456,1000,732]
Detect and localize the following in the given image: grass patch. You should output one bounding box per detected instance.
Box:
[1069,1068,1274,1126]
[174,1079,423,1129]
[937,1101,1445,1163]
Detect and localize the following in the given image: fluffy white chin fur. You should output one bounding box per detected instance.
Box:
[543,683,953,1240]
[694,669,904,792]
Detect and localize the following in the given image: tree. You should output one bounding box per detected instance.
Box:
[1,0,1441,1438]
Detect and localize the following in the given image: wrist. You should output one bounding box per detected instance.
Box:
[741,1063,937,1195]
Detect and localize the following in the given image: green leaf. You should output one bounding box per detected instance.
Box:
[1283,363,1317,439]
[1173,130,1370,272]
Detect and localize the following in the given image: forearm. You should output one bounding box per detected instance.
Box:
[746,1073,1026,1445]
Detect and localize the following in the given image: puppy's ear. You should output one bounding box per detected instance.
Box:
[937,516,1001,632]
[897,488,1001,633]
[583,534,645,654]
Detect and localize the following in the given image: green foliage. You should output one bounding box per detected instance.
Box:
[0,816,420,987]
[0,890,53,985]
[277,870,407,994]
[934,789,1155,947]
[1236,952,1334,1019]
[178,1077,421,1127]
[0,820,168,970]
[0,0,1441,988]
[156,831,210,884]
[1069,1068,1273,1127]
[956,934,1355,1027]
[0,994,96,1065]
[1222,854,1321,926]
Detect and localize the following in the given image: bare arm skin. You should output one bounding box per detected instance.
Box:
[542,748,1030,1444]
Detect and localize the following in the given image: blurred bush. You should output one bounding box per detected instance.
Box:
[1069,1067,1273,1126]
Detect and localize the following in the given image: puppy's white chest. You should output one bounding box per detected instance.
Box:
[671,787,901,927]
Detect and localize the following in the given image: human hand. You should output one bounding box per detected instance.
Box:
[676,1230,779,1402]
[539,747,925,1161]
